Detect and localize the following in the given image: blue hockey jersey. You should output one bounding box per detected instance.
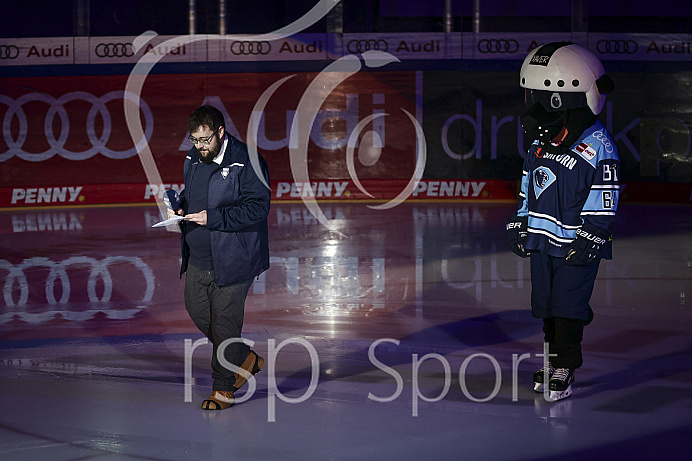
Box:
[517,120,620,258]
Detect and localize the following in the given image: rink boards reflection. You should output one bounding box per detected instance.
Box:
[1,202,689,343]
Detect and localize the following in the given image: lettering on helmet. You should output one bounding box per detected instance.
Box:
[529,54,550,65]
[529,41,572,66]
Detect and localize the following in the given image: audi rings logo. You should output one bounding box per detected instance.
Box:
[0,90,153,162]
[596,39,638,54]
[0,44,20,60]
[0,256,154,324]
[477,39,519,54]
[590,130,614,153]
[347,39,388,54]
[95,42,134,58]
[230,41,271,55]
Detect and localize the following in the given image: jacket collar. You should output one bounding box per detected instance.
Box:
[211,134,229,165]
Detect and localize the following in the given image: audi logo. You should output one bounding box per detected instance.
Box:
[0,91,153,162]
[0,256,154,324]
[596,39,638,54]
[230,41,271,55]
[347,39,388,54]
[477,39,519,54]
[0,44,20,59]
[590,130,614,153]
[95,42,134,58]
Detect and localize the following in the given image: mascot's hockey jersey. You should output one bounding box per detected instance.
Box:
[517,120,620,259]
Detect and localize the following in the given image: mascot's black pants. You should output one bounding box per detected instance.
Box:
[530,251,600,369]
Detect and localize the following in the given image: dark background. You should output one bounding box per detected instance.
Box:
[2,1,690,37]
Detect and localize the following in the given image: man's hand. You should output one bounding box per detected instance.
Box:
[167,208,183,219]
[185,210,208,226]
[506,215,531,258]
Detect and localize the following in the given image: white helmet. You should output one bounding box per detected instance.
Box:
[520,42,612,115]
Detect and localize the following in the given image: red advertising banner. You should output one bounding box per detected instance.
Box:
[0,71,419,189]
[2,68,691,209]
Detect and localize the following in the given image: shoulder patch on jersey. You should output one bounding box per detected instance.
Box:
[575,142,597,160]
[573,122,619,163]
[573,142,599,168]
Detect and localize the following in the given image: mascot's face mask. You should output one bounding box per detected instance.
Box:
[520,89,589,150]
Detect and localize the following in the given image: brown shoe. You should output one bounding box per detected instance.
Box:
[201,390,234,410]
[233,350,264,392]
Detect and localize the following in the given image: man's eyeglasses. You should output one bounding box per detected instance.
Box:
[188,127,219,146]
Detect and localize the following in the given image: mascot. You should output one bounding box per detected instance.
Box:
[507,42,620,401]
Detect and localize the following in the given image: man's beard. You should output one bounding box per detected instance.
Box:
[198,145,219,164]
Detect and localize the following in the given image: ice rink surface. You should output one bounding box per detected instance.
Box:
[1,201,691,460]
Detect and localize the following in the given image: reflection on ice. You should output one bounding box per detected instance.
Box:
[0,202,691,460]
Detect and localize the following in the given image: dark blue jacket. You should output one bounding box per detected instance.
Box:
[179,135,270,286]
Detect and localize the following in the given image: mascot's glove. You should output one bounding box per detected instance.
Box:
[566,225,609,265]
[506,215,531,258]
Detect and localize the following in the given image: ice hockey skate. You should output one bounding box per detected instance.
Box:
[533,363,555,393]
[547,368,575,401]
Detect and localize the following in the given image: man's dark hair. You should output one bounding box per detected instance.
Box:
[188,105,225,133]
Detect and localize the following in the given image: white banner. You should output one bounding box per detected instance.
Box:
[461,33,574,60]
[588,33,692,61]
[216,33,330,62]
[87,35,204,64]
[0,37,74,66]
[342,33,454,60]
[1,33,691,66]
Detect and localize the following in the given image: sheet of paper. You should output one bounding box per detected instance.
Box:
[151,215,188,227]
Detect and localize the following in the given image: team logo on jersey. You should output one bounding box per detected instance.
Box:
[221,167,229,179]
[575,142,597,161]
[533,166,556,199]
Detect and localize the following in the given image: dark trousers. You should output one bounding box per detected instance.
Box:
[542,317,585,369]
[184,264,253,391]
[530,251,600,369]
